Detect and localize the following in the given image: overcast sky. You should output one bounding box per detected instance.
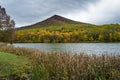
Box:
[0,0,120,27]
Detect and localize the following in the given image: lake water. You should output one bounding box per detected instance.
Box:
[14,43,120,55]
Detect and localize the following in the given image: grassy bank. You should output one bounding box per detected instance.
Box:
[0,43,120,80]
[0,52,31,80]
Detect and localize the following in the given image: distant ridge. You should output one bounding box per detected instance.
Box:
[17,15,89,30]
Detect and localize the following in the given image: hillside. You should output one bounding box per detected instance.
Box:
[17,15,91,30]
[15,15,120,43]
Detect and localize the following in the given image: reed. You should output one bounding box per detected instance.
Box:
[32,53,120,80]
[0,43,120,80]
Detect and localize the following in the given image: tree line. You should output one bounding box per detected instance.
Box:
[15,24,120,43]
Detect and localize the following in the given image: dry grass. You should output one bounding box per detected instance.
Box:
[0,43,120,80]
[32,53,120,80]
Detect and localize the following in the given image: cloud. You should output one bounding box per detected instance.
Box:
[0,0,119,27]
[65,0,120,24]
[0,0,99,27]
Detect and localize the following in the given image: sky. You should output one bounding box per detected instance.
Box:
[0,0,120,27]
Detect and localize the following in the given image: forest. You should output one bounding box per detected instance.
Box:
[15,24,120,43]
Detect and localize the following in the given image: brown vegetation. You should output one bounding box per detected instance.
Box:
[0,43,120,80]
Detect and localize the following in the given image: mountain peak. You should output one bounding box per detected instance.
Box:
[52,14,60,17]
[17,15,88,29]
[46,14,80,24]
[49,15,65,20]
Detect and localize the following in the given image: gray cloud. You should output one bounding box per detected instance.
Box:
[64,0,120,24]
[0,0,99,27]
[0,0,119,27]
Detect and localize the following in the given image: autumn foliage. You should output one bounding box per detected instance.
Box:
[15,24,120,43]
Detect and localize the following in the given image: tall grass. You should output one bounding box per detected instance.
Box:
[0,43,120,80]
[32,53,120,80]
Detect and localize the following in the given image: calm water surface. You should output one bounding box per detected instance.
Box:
[14,43,120,54]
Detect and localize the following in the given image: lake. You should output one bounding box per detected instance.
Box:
[14,43,120,55]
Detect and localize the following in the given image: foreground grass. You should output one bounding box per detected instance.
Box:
[0,43,120,80]
[32,53,120,80]
[0,52,31,79]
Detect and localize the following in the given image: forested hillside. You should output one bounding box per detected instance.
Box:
[15,15,120,43]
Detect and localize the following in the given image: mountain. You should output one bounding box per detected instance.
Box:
[40,15,83,24]
[15,15,120,43]
[17,15,89,30]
